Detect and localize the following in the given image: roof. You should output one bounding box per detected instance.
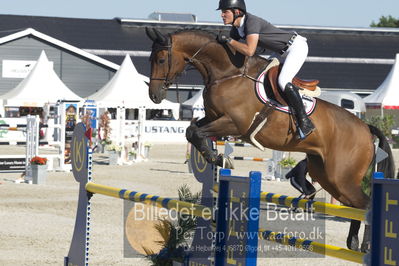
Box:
[88,54,179,112]
[0,14,399,92]
[0,50,82,106]
[0,27,119,71]
[364,54,399,109]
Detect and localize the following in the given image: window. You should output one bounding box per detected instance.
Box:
[341,99,354,109]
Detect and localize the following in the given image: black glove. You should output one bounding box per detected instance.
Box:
[216,33,231,44]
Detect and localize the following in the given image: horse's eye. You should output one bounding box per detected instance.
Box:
[159,59,166,64]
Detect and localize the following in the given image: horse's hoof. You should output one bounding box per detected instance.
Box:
[347,235,359,251]
[224,156,234,169]
[216,154,234,169]
[360,242,370,253]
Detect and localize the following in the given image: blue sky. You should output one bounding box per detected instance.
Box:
[2,0,399,28]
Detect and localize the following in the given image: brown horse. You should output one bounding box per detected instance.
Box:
[145,28,395,251]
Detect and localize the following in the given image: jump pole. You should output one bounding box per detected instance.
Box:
[65,123,399,265]
[260,192,366,221]
[65,123,262,266]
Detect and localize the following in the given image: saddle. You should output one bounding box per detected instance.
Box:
[264,65,320,106]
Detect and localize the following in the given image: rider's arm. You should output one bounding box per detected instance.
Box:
[229,33,259,56]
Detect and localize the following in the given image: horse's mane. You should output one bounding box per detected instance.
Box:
[171,28,268,66]
[172,28,217,41]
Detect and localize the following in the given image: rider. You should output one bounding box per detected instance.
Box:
[216,0,314,139]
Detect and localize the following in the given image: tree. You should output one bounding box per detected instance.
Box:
[365,114,394,139]
[370,15,399,28]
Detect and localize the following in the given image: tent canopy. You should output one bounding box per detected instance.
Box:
[87,55,179,117]
[364,53,399,110]
[0,50,82,107]
[182,88,204,108]
[182,88,205,119]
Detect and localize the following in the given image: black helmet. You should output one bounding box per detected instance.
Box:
[217,0,246,13]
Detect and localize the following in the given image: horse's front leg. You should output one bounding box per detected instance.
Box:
[186,115,239,168]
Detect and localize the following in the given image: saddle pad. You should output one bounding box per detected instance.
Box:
[255,69,317,115]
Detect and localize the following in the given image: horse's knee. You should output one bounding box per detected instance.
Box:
[186,123,218,164]
[186,123,206,144]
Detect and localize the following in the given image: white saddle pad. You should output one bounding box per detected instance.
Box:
[255,68,317,115]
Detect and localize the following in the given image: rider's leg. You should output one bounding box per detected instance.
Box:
[278,35,314,139]
[283,83,315,138]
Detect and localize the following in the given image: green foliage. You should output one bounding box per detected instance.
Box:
[365,115,394,139]
[361,165,373,197]
[278,157,297,168]
[0,120,8,138]
[143,185,202,266]
[370,15,399,28]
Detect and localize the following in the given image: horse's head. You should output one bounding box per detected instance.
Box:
[146,28,187,104]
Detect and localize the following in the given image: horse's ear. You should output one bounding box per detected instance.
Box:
[153,28,168,45]
[145,27,157,42]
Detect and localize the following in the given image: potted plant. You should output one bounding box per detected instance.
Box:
[98,138,112,153]
[278,156,297,181]
[128,151,137,161]
[106,144,122,165]
[143,142,153,159]
[98,111,112,153]
[30,156,48,184]
[143,185,201,265]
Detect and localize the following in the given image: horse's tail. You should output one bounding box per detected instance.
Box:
[368,124,396,179]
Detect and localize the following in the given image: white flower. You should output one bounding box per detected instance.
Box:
[106,144,122,152]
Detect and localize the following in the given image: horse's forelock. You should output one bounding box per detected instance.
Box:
[149,40,170,61]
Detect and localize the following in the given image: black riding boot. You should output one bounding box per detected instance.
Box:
[283,83,315,139]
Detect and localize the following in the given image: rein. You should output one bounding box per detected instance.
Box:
[187,40,214,63]
[150,34,262,96]
[186,39,262,88]
[209,58,261,87]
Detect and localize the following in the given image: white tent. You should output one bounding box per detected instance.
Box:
[364,53,399,111]
[1,50,82,107]
[182,88,205,119]
[88,55,180,118]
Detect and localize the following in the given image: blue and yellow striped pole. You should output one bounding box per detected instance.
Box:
[260,192,366,221]
[212,186,366,221]
[85,182,212,219]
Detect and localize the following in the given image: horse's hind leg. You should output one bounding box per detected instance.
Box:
[361,224,371,252]
[348,219,371,252]
[307,154,369,251]
[326,165,369,251]
[186,116,240,167]
[347,220,361,251]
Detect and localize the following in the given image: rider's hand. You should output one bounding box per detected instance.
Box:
[216,33,231,44]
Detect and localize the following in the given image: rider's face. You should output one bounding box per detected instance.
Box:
[220,9,234,25]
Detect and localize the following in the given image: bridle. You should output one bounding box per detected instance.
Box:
[149,36,174,95]
[149,33,260,92]
[149,35,216,99]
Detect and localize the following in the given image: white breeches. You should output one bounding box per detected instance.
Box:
[278,35,308,90]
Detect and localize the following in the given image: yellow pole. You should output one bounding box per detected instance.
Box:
[85,182,212,219]
[260,192,366,221]
[212,186,366,221]
[259,229,365,264]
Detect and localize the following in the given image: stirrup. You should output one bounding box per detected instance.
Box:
[297,126,314,140]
